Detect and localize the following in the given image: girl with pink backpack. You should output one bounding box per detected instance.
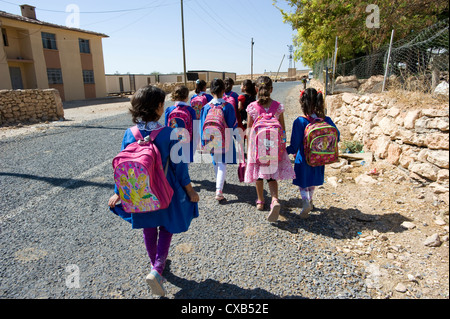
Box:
[286,88,340,219]
[108,85,199,297]
[244,76,295,222]
[165,85,198,164]
[200,78,240,202]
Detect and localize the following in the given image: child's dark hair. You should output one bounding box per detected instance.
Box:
[129,85,166,124]
[256,76,273,105]
[300,88,325,119]
[195,79,207,94]
[171,85,189,101]
[210,78,225,96]
[242,79,257,98]
[224,77,234,93]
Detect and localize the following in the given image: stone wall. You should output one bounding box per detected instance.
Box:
[0,89,64,126]
[326,92,449,198]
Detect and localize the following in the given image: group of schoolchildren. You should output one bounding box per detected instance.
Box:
[108,76,340,297]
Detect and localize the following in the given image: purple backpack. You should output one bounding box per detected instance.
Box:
[167,104,193,144]
[112,126,174,213]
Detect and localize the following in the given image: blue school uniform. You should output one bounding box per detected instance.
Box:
[287,116,340,188]
[110,123,199,234]
[199,98,240,165]
[164,102,198,163]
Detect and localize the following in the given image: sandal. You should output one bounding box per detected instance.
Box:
[256,200,265,211]
[215,190,226,202]
[267,199,281,222]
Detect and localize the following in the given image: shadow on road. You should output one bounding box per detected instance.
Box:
[0,172,112,190]
[163,260,306,299]
[275,200,413,239]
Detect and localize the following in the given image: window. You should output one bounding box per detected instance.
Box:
[79,38,90,53]
[83,70,95,84]
[42,32,57,50]
[47,68,63,84]
[2,28,8,47]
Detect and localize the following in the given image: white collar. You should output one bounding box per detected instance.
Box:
[175,101,189,107]
[137,121,164,131]
[210,98,225,104]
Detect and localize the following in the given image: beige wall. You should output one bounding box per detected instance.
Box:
[0,34,13,89]
[0,17,107,101]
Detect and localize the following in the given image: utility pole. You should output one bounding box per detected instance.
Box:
[251,38,254,80]
[382,29,395,92]
[181,0,187,86]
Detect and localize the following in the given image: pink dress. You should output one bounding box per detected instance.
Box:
[244,100,296,183]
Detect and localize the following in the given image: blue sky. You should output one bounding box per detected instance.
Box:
[0,0,307,75]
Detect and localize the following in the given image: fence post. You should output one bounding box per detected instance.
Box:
[332,36,338,94]
[382,29,395,92]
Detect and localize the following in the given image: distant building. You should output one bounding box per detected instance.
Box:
[0,4,109,101]
[106,71,237,95]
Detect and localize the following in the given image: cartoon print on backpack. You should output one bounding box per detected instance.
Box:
[114,159,163,213]
[302,115,339,167]
[112,126,174,214]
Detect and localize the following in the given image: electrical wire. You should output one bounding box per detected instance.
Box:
[0,0,179,14]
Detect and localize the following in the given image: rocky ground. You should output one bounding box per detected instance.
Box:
[281,87,449,299]
[1,85,448,299]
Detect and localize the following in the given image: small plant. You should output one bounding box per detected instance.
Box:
[340,140,364,153]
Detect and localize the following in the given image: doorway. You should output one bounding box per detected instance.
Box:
[9,67,24,90]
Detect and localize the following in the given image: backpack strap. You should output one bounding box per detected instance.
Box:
[130,126,144,141]
[301,115,324,123]
[267,101,280,116]
[131,126,170,175]
[130,125,164,143]
[255,100,279,117]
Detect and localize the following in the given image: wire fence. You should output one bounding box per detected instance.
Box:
[313,18,449,95]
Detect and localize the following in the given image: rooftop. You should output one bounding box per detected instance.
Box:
[0,9,109,38]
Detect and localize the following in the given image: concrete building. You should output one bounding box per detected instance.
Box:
[0,4,108,101]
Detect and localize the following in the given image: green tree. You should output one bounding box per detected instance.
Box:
[274,0,449,67]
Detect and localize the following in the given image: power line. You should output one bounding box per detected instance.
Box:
[0,0,183,14]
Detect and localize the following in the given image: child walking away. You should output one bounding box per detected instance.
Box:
[287,88,340,219]
[200,78,240,202]
[165,85,197,164]
[109,85,199,297]
[238,79,257,130]
[244,76,295,222]
[223,77,242,130]
[191,79,213,120]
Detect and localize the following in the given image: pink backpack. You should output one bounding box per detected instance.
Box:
[202,102,230,155]
[112,126,174,213]
[250,101,286,167]
[223,92,236,109]
[302,116,339,167]
[167,104,193,144]
[191,94,207,120]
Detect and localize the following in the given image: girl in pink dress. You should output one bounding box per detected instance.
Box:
[244,76,295,222]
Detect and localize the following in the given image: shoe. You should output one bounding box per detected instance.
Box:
[267,199,281,222]
[146,269,166,297]
[256,200,265,211]
[300,199,312,219]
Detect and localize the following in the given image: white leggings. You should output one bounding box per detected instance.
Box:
[299,186,316,201]
[214,163,227,192]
